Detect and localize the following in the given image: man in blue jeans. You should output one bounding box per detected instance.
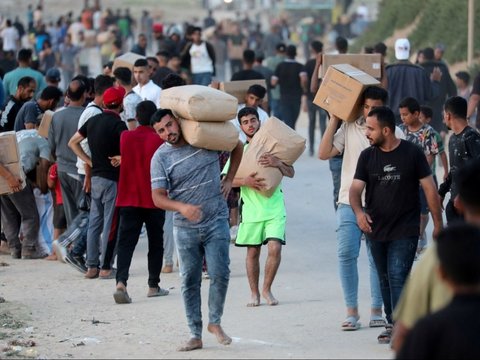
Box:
[319,87,400,331]
[150,109,243,352]
[350,106,443,344]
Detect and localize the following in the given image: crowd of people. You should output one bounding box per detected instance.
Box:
[1,1,480,357]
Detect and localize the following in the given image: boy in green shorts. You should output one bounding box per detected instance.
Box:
[227,106,295,307]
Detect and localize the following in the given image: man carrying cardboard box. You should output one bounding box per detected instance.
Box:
[319,86,406,331]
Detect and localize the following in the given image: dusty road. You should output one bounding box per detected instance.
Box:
[0,114,394,359]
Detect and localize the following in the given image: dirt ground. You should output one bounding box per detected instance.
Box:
[0,113,396,359]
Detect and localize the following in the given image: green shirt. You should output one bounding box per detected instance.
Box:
[222,143,286,223]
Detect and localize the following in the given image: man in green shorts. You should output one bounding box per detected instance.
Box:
[228,106,294,307]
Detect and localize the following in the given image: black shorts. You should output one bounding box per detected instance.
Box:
[53,204,67,229]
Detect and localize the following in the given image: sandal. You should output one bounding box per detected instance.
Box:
[113,288,132,304]
[377,324,393,344]
[341,315,360,331]
[369,315,386,328]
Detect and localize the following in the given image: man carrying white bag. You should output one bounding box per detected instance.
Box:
[225,108,305,306]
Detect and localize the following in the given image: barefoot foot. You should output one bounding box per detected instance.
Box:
[247,294,260,307]
[177,337,203,351]
[262,290,279,306]
[207,324,232,345]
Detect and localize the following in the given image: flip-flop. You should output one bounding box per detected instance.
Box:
[341,315,360,331]
[147,287,169,297]
[377,324,393,344]
[113,288,132,304]
[369,315,386,328]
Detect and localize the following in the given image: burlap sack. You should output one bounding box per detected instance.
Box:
[235,117,306,197]
[180,119,239,152]
[112,52,146,72]
[160,85,238,122]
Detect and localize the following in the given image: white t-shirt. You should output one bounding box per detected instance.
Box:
[231,104,269,143]
[1,27,19,52]
[333,116,405,205]
[76,102,102,175]
[133,80,162,108]
[121,91,142,125]
[189,42,213,74]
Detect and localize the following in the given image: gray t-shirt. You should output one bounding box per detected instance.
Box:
[150,143,228,228]
[48,105,85,174]
[14,100,42,131]
[16,129,51,173]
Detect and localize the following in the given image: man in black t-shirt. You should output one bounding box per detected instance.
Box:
[231,49,264,81]
[0,77,36,132]
[439,96,480,223]
[69,87,128,280]
[271,45,308,129]
[350,106,443,344]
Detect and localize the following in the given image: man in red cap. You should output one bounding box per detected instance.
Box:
[68,86,128,279]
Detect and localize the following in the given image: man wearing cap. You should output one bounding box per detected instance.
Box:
[69,86,128,279]
[385,38,442,124]
[45,68,62,88]
[133,59,162,108]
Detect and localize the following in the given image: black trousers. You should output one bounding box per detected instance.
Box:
[116,207,165,288]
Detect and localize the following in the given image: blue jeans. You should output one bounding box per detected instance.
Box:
[173,218,230,339]
[367,236,418,324]
[337,204,383,310]
[192,72,213,86]
[329,156,343,211]
[279,97,301,129]
[163,211,175,266]
[86,176,118,268]
[270,98,281,119]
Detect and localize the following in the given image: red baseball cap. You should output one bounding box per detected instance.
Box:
[103,86,126,107]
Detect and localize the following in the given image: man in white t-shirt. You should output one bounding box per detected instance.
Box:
[133,58,162,108]
[1,19,20,52]
[184,26,216,86]
[231,84,269,143]
[318,86,405,332]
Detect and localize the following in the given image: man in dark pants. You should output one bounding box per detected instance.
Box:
[112,101,169,304]
[350,106,443,344]
[305,40,326,156]
[439,96,480,223]
[271,44,307,129]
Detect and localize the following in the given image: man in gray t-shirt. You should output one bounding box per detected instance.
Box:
[150,109,243,352]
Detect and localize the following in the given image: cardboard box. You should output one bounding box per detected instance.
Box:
[220,79,268,104]
[0,162,26,195]
[320,54,382,79]
[180,119,239,152]
[0,131,20,164]
[112,52,146,72]
[37,110,54,138]
[160,85,238,122]
[235,117,306,197]
[314,64,380,122]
